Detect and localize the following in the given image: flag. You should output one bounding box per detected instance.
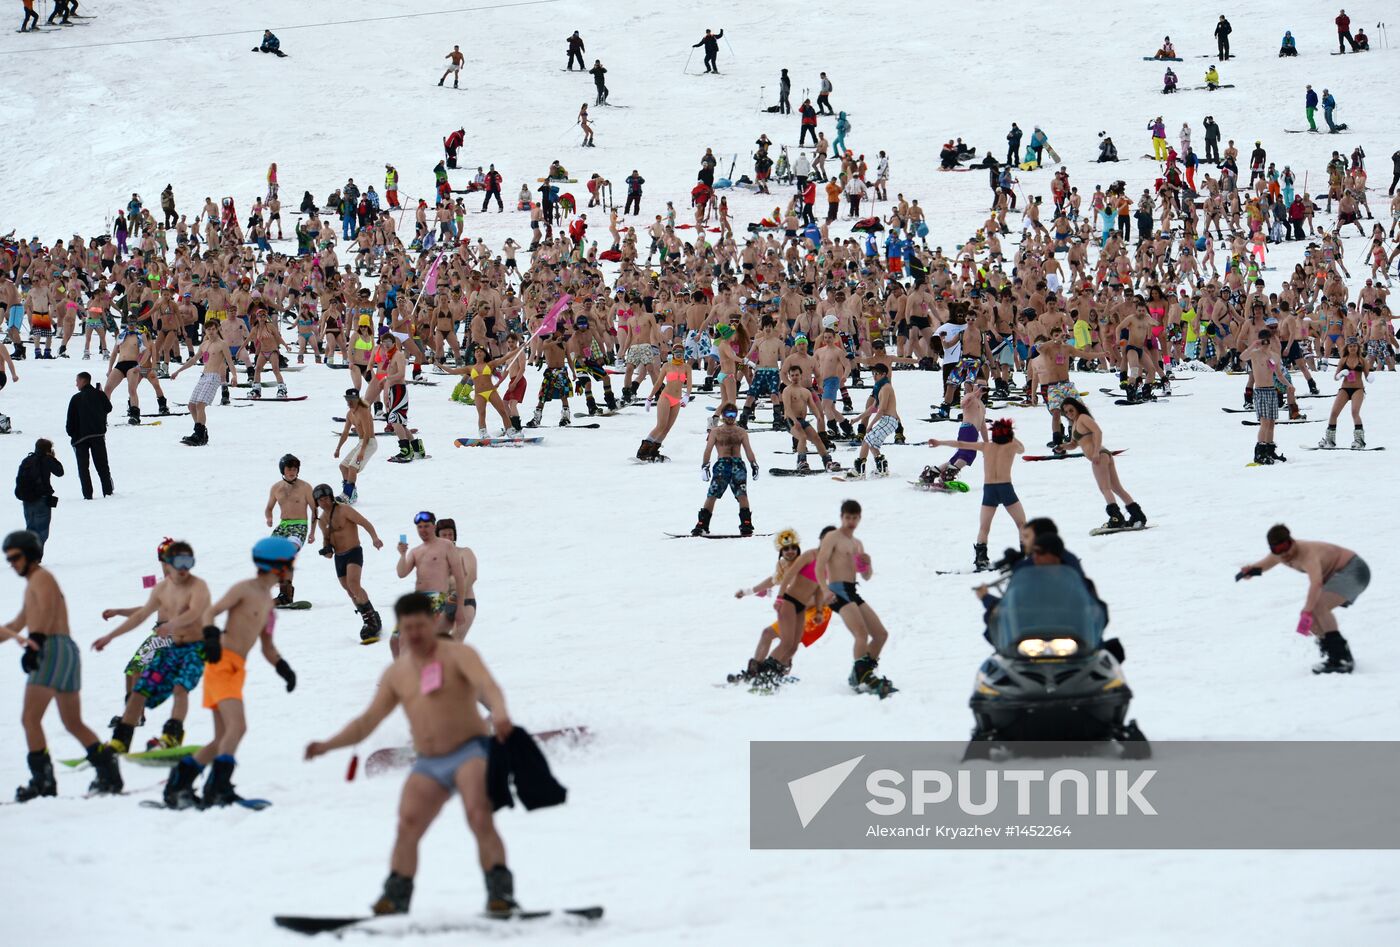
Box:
[537,293,572,337]
[422,252,444,296]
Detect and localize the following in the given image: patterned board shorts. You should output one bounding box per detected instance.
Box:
[27,634,81,693]
[124,631,172,677]
[1253,386,1279,421]
[540,367,571,400]
[951,356,984,386]
[275,519,309,549]
[1045,379,1079,411]
[864,414,899,450]
[189,372,221,405]
[391,591,449,639]
[624,343,659,367]
[134,641,206,709]
[707,457,748,499]
[749,367,781,397]
[386,383,409,425]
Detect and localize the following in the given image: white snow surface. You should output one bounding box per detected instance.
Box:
[2,1,1400,945]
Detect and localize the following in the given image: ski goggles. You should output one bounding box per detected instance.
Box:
[721,408,738,419]
[413,511,437,525]
[166,553,196,571]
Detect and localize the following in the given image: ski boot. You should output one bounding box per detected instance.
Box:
[157,396,170,416]
[738,507,754,537]
[127,402,141,425]
[691,508,712,537]
[146,718,184,751]
[1125,502,1147,528]
[87,743,124,795]
[1319,427,1337,449]
[844,458,867,480]
[1352,428,1366,450]
[973,542,991,572]
[848,654,878,691]
[1312,632,1354,674]
[202,754,241,807]
[373,872,415,915]
[14,750,57,802]
[484,864,519,917]
[1104,503,1127,530]
[873,455,889,478]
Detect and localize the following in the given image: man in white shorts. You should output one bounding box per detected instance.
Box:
[171,318,234,447]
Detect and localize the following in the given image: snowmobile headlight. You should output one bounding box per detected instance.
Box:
[1017,638,1080,659]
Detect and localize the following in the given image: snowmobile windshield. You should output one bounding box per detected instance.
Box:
[990,566,1107,656]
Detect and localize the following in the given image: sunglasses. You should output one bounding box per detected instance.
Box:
[414,511,436,525]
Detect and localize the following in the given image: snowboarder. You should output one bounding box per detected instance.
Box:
[816,500,895,696]
[1204,63,1221,90]
[692,28,724,73]
[1235,525,1368,673]
[565,30,585,70]
[1163,67,1179,93]
[693,403,759,537]
[1336,9,1356,53]
[255,30,286,57]
[1279,30,1298,56]
[439,45,465,88]
[303,592,521,916]
[169,316,235,446]
[930,417,1026,570]
[333,388,377,502]
[2,529,125,801]
[1057,399,1146,529]
[263,454,317,605]
[314,484,385,645]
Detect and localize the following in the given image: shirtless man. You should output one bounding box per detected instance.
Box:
[314,484,385,645]
[780,364,841,473]
[741,317,785,429]
[813,328,854,439]
[171,317,234,446]
[304,592,518,916]
[930,416,1025,570]
[1058,398,1147,530]
[2,530,125,800]
[161,537,298,808]
[394,511,469,656]
[264,453,316,606]
[845,364,900,479]
[525,330,574,428]
[694,403,760,536]
[1117,303,1156,402]
[1036,326,1078,448]
[435,519,479,638]
[93,540,210,753]
[1236,524,1368,673]
[1241,327,1289,465]
[816,500,894,696]
[334,388,377,503]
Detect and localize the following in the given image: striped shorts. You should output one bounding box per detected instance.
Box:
[28,635,82,693]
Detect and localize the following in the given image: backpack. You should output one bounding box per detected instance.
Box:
[14,453,44,503]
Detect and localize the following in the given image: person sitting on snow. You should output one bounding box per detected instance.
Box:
[1154,36,1176,59]
[1279,30,1298,56]
[1097,136,1119,163]
[258,30,285,57]
[1162,68,1179,94]
[1353,29,1370,51]
[1204,64,1221,90]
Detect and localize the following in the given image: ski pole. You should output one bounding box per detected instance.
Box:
[683,48,694,74]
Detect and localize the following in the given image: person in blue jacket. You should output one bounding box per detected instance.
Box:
[1322,88,1343,132]
[1279,30,1298,56]
[257,30,286,57]
[1305,84,1319,131]
[1027,126,1048,165]
[832,112,850,158]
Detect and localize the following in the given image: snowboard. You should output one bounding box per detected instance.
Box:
[665,532,773,539]
[1024,449,1127,461]
[1143,56,1184,61]
[387,454,433,463]
[237,395,308,402]
[332,429,397,437]
[115,421,163,428]
[141,412,189,417]
[1113,395,1190,406]
[1300,445,1384,451]
[1089,524,1157,536]
[141,797,272,811]
[1042,143,1061,164]
[535,177,579,183]
[62,744,205,769]
[274,906,603,935]
[556,422,601,429]
[1193,84,1235,90]
[767,467,833,477]
[909,480,969,493]
[1242,419,1315,425]
[275,601,313,610]
[454,436,544,446]
[251,48,289,57]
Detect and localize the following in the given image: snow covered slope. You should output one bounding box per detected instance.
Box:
[2,2,1399,945]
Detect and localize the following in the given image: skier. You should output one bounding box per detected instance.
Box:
[19,0,39,32]
[304,592,526,917]
[589,59,608,104]
[578,104,594,147]
[1336,9,1356,53]
[1235,525,1368,673]
[1057,399,1147,529]
[313,484,385,645]
[444,127,465,170]
[1,530,125,801]
[439,45,465,88]
[693,403,759,537]
[161,537,299,808]
[692,28,724,73]
[565,30,585,70]
[1214,14,1232,60]
[817,72,833,114]
[778,67,791,113]
[816,500,895,697]
[1306,85,1319,131]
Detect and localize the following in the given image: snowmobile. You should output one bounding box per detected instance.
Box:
[963,565,1149,760]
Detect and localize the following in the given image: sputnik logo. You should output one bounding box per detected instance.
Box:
[786,755,864,828]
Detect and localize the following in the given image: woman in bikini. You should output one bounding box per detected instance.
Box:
[441,343,520,438]
[1059,398,1147,529]
[1320,341,1370,449]
[731,528,833,681]
[638,343,691,462]
[348,317,376,389]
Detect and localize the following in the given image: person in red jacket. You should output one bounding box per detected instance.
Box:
[1336,10,1356,53]
[801,180,817,225]
[481,165,503,213]
[568,214,587,243]
[444,128,465,169]
[799,100,818,147]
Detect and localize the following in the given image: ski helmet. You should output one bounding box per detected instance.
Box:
[252,536,299,572]
[3,530,43,567]
[312,483,335,504]
[279,453,301,474]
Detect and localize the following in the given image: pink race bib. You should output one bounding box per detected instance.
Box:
[420,661,443,695]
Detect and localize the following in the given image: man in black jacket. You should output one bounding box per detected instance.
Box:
[1214,15,1232,60]
[693,28,724,73]
[15,438,63,546]
[66,371,113,500]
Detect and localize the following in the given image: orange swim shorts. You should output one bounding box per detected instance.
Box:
[202,650,247,708]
